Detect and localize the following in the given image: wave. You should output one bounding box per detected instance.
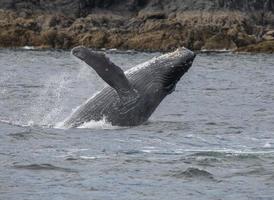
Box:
[186,149,274,155]
[13,163,76,172]
[169,167,215,180]
[118,148,274,158]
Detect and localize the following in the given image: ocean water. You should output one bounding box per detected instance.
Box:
[0,49,274,200]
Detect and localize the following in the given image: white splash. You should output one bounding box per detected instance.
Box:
[54,105,82,129]
[54,121,67,129]
[54,90,104,129]
[78,117,119,130]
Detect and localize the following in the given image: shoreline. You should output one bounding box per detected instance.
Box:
[1,46,273,55]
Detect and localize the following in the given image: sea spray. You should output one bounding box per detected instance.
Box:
[25,53,106,127]
[26,72,71,126]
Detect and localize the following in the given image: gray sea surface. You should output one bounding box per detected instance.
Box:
[0,49,274,200]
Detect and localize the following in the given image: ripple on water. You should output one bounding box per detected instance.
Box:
[8,128,58,141]
[167,167,215,181]
[187,150,274,165]
[13,163,77,173]
[135,120,191,132]
[8,130,36,140]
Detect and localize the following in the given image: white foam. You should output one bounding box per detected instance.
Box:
[79,156,98,160]
[78,117,119,130]
[141,149,155,153]
[27,120,34,126]
[22,46,35,50]
[0,119,13,125]
[263,142,272,148]
[200,49,232,52]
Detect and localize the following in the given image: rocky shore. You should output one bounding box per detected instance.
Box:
[0,0,274,52]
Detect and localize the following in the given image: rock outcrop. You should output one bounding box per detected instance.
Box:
[0,0,273,52]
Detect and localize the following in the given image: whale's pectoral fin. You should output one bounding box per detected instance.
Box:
[72,46,138,103]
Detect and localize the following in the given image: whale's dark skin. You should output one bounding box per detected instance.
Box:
[62,46,195,128]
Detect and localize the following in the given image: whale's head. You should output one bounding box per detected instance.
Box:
[161,47,195,93]
[128,47,196,95]
[72,46,93,60]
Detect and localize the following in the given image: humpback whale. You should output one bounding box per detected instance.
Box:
[63,46,195,128]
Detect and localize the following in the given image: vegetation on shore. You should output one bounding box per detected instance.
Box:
[0,3,273,53]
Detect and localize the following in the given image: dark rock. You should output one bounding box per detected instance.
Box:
[193,41,204,50]
[235,32,257,47]
[41,29,73,48]
[202,33,237,50]
[79,31,108,48]
[236,40,274,53]
[138,11,166,20]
